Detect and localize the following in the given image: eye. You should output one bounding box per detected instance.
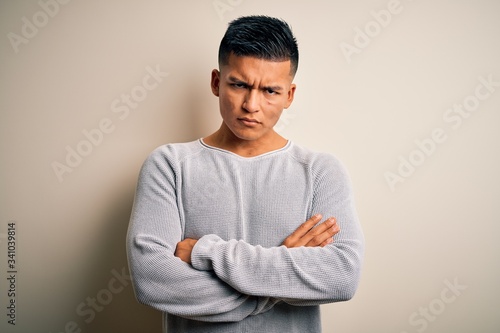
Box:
[231,83,246,89]
[266,88,278,95]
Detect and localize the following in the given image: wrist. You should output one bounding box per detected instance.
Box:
[190,234,222,271]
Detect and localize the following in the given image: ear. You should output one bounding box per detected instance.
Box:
[284,83,296,109]
[211,69,220,97]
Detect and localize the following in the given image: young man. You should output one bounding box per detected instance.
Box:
[127,15,364,332]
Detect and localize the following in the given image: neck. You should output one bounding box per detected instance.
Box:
[204,126,288,157]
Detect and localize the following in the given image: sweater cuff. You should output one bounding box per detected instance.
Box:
[191,234,222,271]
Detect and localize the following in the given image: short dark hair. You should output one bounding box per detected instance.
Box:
[218,15,299,77]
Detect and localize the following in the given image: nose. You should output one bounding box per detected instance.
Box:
[242,89,260,113]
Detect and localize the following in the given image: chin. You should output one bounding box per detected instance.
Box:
[226,122,273,142]
[231,130,264,142]
[234,133,261,141]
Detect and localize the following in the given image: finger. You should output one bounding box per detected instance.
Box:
[288,214,322,240]
[318,237,334,247]
[305,218,339,247]
[302,217,334,242]
[281,214,323,247]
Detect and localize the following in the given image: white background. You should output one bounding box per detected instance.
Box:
[1,0,499,332]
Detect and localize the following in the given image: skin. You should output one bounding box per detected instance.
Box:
[204,53,296,156]
[176,215,339,264]
[174,54,339,264]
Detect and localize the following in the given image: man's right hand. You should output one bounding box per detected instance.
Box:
[281,214,339,248]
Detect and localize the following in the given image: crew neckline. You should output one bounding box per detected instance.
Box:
[198,138,292,159]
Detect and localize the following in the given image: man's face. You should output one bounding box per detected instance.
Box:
[210,53,296,143]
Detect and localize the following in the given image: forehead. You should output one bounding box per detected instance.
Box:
[221,53,293,83]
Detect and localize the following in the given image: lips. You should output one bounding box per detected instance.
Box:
[238,117,260,124]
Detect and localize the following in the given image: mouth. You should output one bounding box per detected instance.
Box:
[238,117,261,125]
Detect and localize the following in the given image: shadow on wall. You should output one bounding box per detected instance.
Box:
[81,70,215,333]
[82,187,162,333]
[183,66,221,142]
[68,67,218,333]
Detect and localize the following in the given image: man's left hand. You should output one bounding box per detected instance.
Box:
[175,238,198,264]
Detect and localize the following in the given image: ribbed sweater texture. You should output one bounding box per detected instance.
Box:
[127,139,364,333]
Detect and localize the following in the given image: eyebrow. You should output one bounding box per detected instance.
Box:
[228,76,284,91]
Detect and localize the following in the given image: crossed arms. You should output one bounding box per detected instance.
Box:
[174,214,339,263]
[127,148,364,322]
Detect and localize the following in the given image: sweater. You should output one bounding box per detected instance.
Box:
[126,139,364,333]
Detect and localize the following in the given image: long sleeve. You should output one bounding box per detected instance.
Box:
[190,153,364,305]
[126,147,275,322]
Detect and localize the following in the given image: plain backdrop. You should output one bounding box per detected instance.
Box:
[1,0,499,332]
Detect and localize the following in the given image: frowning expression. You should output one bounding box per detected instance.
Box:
[211,53,296,143]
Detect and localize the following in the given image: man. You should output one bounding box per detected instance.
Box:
[127,15,364,333]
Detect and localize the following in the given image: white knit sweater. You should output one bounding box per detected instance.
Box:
[127,139,364,333]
